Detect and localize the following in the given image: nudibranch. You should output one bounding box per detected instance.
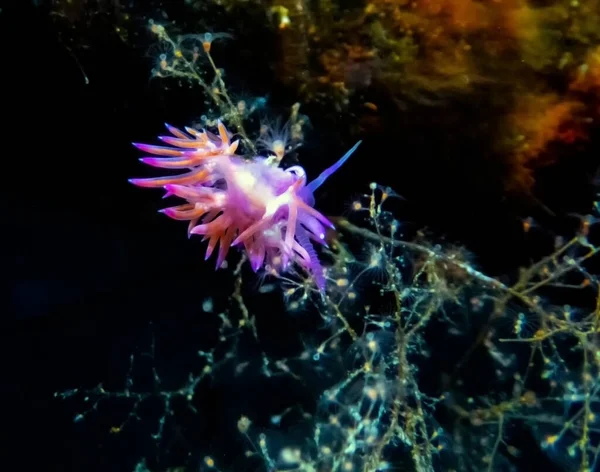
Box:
[130,121,360,289]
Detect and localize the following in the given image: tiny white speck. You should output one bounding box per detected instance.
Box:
[202,298,214,312]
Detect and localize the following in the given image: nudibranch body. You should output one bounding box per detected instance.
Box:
[130,121,360,289]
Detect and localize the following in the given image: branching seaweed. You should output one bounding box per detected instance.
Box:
[54,20,600,472]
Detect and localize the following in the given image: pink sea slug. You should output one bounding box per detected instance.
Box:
[130,121,360,289]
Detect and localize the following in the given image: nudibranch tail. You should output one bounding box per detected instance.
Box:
[306,140,362,194]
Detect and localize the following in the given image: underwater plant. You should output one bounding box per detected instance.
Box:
[47,7,600,472]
